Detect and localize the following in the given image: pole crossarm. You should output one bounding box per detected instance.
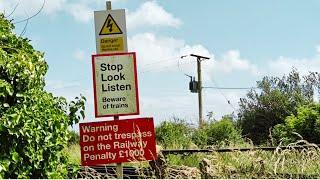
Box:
[190,54,210,60]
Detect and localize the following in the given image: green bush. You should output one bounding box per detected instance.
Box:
[193,115,243,148]
[68,131,80,145]
[155,117,194,149]
[273,103,320,144]
[0,14,85,178]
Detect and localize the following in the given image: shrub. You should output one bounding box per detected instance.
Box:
[68,131,80,145]
[155,117,194,149]
[193,115,243,148]
[272,103,320,144]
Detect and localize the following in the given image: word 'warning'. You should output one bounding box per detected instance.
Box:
[79,118,156,166]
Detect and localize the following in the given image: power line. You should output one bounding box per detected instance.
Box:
[13,0,45,24]
[203,86,257,90]
[177,55,193,77]
[205,74,237,111]
[46,84,81,90]
[45,55,192,88]
[5,2,19,18]
[138,56,185,67]
[45,77,91,88]
[19,12,29,37]
[139,61,193,73]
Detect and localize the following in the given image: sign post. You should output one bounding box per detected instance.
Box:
[96,1,127,178]
[86,2,156,179]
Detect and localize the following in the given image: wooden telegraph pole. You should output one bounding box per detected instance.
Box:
[190,54,210,127]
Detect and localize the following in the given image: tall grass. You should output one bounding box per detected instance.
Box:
[163,140,320,178]
[65,117,320,178]
[65,141,320,178]
[64,144,81,165]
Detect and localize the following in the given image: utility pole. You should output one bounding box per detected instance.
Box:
[190,54,210,127]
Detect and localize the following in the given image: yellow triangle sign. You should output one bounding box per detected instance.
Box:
[99,14,122,35]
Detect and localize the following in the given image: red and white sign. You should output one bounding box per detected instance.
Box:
[79,118,157,166]
[92,52,139,117]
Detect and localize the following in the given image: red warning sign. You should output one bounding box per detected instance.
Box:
[79,118,157,166]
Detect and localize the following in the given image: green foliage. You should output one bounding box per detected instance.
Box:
[193,115,243,148]
[0,14,85,178]
[68,131,80,145]
[273,103,320,144]
[238,68,319,144]
[155,117,194,149]
[64,144,81,165]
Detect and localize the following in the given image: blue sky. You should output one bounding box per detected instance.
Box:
[2,0,320,131]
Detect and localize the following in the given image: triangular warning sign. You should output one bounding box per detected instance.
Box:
[99,14,122,35]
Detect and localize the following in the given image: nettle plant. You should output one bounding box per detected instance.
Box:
[0,14,85,178]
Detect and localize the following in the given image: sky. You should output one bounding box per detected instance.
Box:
[2,0,320,132]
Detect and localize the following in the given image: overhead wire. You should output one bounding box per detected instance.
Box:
[13,0,45,24]
[177,55,193,78]
[5,2,19,18]
[203,86,257,90]
[204,72,237,111]
[200,62,259,111]
[138,56,182,67]
[139,61,194,73]
[138,55,190,73]
[19,12,29,37]
[45,55,190,89]
[45,77,91,89]
[175,55,238,112]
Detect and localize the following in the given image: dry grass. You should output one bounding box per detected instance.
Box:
[65,140,320,179]
[159,140,320,179]
[64,143,81,165]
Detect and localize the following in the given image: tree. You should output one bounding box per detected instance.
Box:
[238,68,319,144]
[0,14,85,178]
[272,103,320,144]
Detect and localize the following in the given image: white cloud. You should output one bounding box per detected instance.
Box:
[129,32,212,74]
[128,32,260,81]
[73,48,87,60]
[129,32,185,67]
[66,3,93,23]
[43,0,66,14]
[127,1,182,29]
[212,50,260,75]
[316,45,320,53]
[267,46,320,77]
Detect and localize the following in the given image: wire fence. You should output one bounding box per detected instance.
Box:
[161,143,320,155]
